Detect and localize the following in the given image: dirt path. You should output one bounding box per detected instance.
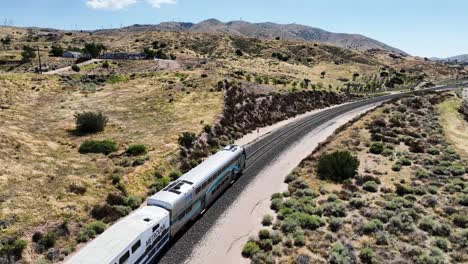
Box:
[43,59,101,75]
[185,101,383,264]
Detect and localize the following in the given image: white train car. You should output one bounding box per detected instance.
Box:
[66,206,170,264]
[148,145,246,236]
[66,145,246,264]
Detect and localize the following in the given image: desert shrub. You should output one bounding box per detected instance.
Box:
[0,238,27,258]
[459,194,468,206]
[450,164,465,176]
[433,238,448,251]
[270,198,283,211]
[76,228,95,243]
[40,231,57,249]
[292,213,324,230]
[277,207,294,220]
[363,219,383,234]
[125,144,147,156]
[382,148,394,157]
[421,195,438,208]
[375,231,389,245]
[317,151,359,182]
[251,252,275,264]
[359,247,374,264]
[453,214,468,228]
[106,193,125,206]
[262,214,273,226]
[74,111,108,134]
[87,221,106,234]
[293,230,305,246]
[328,242,357,264]
[281,217,299,234]
[399,158,412,166]
[395,184,413,196]
[323,202,347,217]
[419,218,438,234]
[415,248,445,264]
[389,212,415,233]
[79,140,117,155]
[350,198,365,209]
[125,195,142,209]
[415,169,429,179]
[242,241,260,258]
[329,217,343,232]
[271,193,283,200]
[68,183,87,195]
[392,163,401,172]
[178,132,196,149]
[363,181,379,192]
[168,170,182,181]
[427,148,440,155]
[71,64,80,72]
[296,254,311,264]
[369,142,384,154]
[270,231,282,245]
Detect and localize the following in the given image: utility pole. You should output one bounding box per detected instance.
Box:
[37,46,42,74]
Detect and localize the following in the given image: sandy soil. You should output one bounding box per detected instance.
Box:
[185,101,383,264]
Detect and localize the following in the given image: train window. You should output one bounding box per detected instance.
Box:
[119,251,130,264]
[178,212,185,221]
[132,240,141,253]
[185,205,192,214]
[152,224,160,232]
[196,186,202,194]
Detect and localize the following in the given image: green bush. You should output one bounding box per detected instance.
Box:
[415,248,445,264]
[271,193,283,200]
[281,217,299,234]
[350,198,365,209]
[87,221,107,234]
[322,202,347,217]
[270,198,283,211]
[399,158,412,166]
[427,148,440,155]
[262,214,273,226]
[40,231,57,249]
[168,170,182,181]
[258,229,270,240]
[0,238,27,258]
[71,64,80,72]
[317,151,359,182]
[328,242,356,264]
[369,142,384,154]
[359,247,374,264]
[433,238,448,251]
[453,214,468,228]
[459,194,468,206]
[293,230,305,246]
[125,144,147,156]
[362,219,383,234]
[79,140,117,155]
[389,213,415,233]
[382,149,394,157]
[375,231,389,245]
[242,241,260,258]
[395,184,413,196]
[450,164,465,176]
[74,111,108,134]
[363,181,379,192]
[178,132,197,149]
[125,195,143,209]
[392,163,402,172]
[329,217,343,232]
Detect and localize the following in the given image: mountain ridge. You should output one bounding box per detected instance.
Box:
[115,19,407,55]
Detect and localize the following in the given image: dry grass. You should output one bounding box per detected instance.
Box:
[438,97,468,159]
[0,73,222,246]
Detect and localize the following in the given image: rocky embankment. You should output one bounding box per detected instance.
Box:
[179,81,362,170]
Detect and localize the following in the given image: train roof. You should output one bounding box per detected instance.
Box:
[66,206,169,264]
[147,145,244,209]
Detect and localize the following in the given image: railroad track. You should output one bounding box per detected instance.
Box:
[157,83,465,264]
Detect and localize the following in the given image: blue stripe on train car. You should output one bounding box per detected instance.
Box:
[207,164,240,193]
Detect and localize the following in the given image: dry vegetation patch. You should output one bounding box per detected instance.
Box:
[244,92,468,264]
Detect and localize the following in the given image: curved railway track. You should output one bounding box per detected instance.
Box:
[156,83,464,264]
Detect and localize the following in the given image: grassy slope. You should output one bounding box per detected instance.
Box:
[438,97,468,159]
[0,73,222,251]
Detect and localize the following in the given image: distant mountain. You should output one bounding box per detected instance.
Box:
[432,54,468,63]
[121,19,407,55]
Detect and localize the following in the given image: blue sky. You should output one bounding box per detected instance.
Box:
[1,0,467,58]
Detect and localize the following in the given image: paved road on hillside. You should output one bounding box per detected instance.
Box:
[156,83,466,264]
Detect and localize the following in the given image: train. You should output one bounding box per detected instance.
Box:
[66,145,247,264]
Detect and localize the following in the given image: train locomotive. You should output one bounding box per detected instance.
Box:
[66,145,247,264]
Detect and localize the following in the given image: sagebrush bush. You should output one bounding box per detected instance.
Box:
[178,132,196,148]
[362,219,383,234]
[0,238,27,258]
[363,181,379,192]
[74,111,108,134]
[328,242,356,264]
[262,214,273,226]
[359,247,374,264]
[317,150,359,182]
[242,241,260,258]
[79,140,117,155]
[125,144,147,156]
[71,64,80,72]
[369,142,384,154]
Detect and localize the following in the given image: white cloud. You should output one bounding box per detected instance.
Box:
[86,0,177,10]
[86,0,138,10]
[146,0,177,8]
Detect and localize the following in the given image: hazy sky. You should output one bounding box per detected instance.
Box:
[1,0,467,58]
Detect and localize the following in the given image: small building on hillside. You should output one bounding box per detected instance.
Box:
[101,52,146,60]
[63,51,83,58]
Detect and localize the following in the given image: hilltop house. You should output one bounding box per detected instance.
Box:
[101,52,146,60]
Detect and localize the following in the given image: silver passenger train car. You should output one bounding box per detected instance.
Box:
[66,145,246,264]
